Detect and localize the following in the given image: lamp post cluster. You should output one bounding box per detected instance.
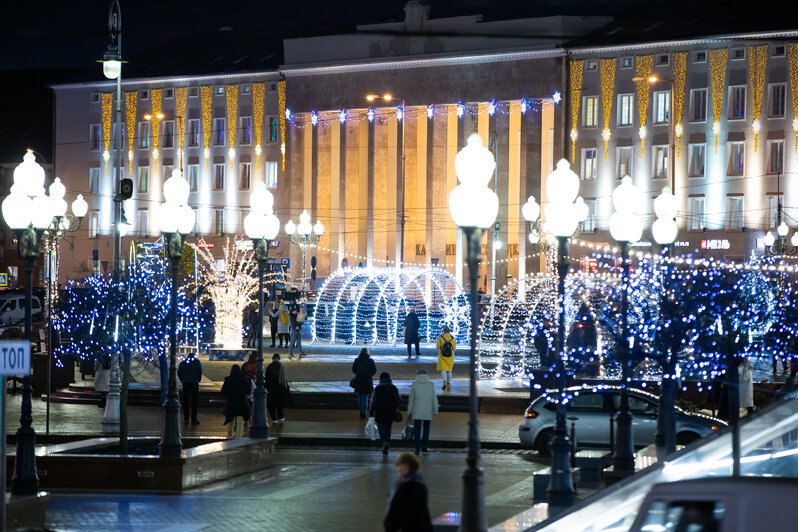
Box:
[285,210,323,295]
[1,150,87,495]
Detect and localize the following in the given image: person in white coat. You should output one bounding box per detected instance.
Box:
[407,369,439,455]
[739,356,755,414]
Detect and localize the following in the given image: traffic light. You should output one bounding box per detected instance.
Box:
[118,178,133,201]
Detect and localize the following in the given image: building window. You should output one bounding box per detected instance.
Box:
[269,117,279,142]
[620,57,633,69]
[582,96,598,127]
[731,47,745,60]
[189,87,199,98]
[773,45,786,57]
[138,122,150,149]
[187,164,199,192]
[694,50,707,63]
[727,196,744,229]
[653,91,670,124]
[138,209,148,236]
[214,118,225,145]
[89,168,100,194]
[188,119,200,147]
[240,116,252,145]
[656,54,669,66]
[269,83,277,91]
[265,161,278,189]
[89,124,101,151]
[690,89,707,122]
[688,197,705,230]
[163,165,174,182]
[653,146,668,179]
[89,212,100,238]
[239,162,251,190]
[140,90,149,100]
[90,93,100,103]
[214,209,224,234]
[617,94,634,126]
[769,83,786,117]
[617,146,632,178]
[138,166,149,193]
[162,120,175,148]
[581,148,597,180]
[582,199,596,232]
[214,86,224,96]
[240,84,251,94]
[728,86,746,119]
[688,144,705,177]
[727,142,744,176]
[164,88,174,99]
[768,195,783,227]
[586,60,597,71]
[768,140,784,174]
[213,164,225,190]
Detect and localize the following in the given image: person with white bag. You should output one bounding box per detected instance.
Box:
[407,369,438,455]
[370,372,402,454]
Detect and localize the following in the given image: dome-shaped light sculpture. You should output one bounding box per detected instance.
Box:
[652,186,679,246]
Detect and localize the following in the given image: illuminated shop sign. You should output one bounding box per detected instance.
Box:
[700,239,731,250]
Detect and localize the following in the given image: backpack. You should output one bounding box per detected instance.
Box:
[440,335,453,357]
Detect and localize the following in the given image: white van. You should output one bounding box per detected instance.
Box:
[0,294,43,326]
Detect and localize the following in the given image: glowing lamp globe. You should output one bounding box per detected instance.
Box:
[244,212,266,240]
[163,169,190,204]
[158,202,180,234]
[454,134,495,188]
[71,194,89,219]
[777,221,789,238]
[31,194,55,229]
[521,196,541,223]
[652,218,679,245]
[449,134,499,229]
[285,219,297,235]
[528,232,540,244]
[763,231,776,247]
[792,232,798,247]
[545,204,579,238]
[546,159,580,204]
[103,59,122,80]
[653,187,677,220]
[573,197,589,223]
[313,220,324,236]
[49,177,66,200]
[250,184,274,214]
[178,205,195,234]
[15,150,46,199]
[51,197,68,219]
[609,211,643,243]
[1,186,33,229]
[297,210,313,235]
[612,176,641,212]
[264,213,281,240]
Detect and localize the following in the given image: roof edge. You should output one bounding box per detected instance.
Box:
[50,69,283,91]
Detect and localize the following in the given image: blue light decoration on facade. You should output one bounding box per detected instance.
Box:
[396,106,403,122]
[456,101,465,118]
[553,91,562,104]
[367,108,375,122]
[426,104,434,119]
[285,108,292,121]
[520,98,528,115]
[338,110,346,124]
[310,111,318,126]
[487,100,496,116]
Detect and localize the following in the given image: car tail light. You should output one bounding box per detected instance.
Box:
[525,406,539,419]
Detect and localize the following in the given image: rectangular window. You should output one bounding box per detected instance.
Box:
[690,89,707,121]
[731,47,745,60]
[768,140,784,174]
[213,164,225,190]
[773,45,786,57]
[187,164,199,192]
[582,199,596,232]
[189,87,199,98]
[188,119,200,147]
[89,124,101,151]
[214,86,224,96]
[214,118,225,146]
[162,120,175,148]
[239,162,251,190]
[728,86,746,119]
[688,197,705,230]
[653,146,669,179]
[617,94,633,126]
[163,165,174,182]
[138,209,148,236]
[269,117,279,142]
[694,50,707,63]
[89,212,100,238]
[688,144,705,177]
[240,84,251,94]
[653,91,670,124]
[727,142,744,175]
[617,146,632,178]
[586,60,597,71]
[620,57,633,69]
[140,90,149,100]
[727,196,744,229]
[89,168,100,194]
[138,166,149,193]
[214,209,224,234]
[769,83,786,117]
[656,53,669,66]
[768,195,783,227]
[265,161,278,189]
[164,88,174,99]
[582,96,598,127]
[138,122,150,149]
[581,148,597,180]
[240,116,252,145]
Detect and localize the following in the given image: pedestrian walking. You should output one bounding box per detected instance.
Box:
[739,356,755,414]
[435,326,456,392]
[384,452,433,532]
[221,364,251,437]
[289,304,306,358]
[277,301,291,349]
[407,369,438,454]
[177,352,202,425]
[268,301,281,348]
[534,323,550,368]
[265,353,287,423]
[94,354,111,408]
[351,348,377,419]
[370,372,401,454]
[403,309,421,358]
[242,351,258,381]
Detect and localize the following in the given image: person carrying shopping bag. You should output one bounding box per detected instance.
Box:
[370,372,401,454]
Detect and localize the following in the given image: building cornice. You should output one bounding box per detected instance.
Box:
[50,70,282,91]
[279,47,565,77]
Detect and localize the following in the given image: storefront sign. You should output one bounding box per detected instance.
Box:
[700,239,731,250]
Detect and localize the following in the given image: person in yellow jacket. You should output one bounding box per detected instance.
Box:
[435,326,456,391]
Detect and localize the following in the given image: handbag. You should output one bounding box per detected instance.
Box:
[394,410,403,422]
[400,327,406,337]
[365,417,378,441]
[349,377,357,389]
[402,422,414,440]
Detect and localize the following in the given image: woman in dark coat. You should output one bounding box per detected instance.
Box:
[352,348,377,419]
[221,364,251,437]
[370,372,401,454]
[404,309,421,358]
[384,453,433,532]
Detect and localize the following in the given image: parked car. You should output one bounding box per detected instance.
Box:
[0,294,43,327]
[519,385,725,454]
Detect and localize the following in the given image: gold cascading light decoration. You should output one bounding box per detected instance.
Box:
[226,84,238,170]
[151,88,162,169]
[201,86,213,169]
[600,58,616,160]
[709,48,728,153]
[175,87,187,169]
[747,45,768,152]
[569,60,584,162]
[252,83,265,170]
[635,55,653,157]
[101,93,113,174]
[790,44,798,151]
[125,91,137,175]
[278,80,287,170]
[672,52,687,157]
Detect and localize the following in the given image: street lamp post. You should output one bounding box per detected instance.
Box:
[285,210,323,296]
[448,133,499,531]
[763,173,798,255]
[244,184,281,438]
[522,159,588,508]
[157,169,196,458]
[609,176,643,473]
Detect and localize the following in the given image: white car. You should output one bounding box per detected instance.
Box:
[0,294,43,327]
[519,385,725,454]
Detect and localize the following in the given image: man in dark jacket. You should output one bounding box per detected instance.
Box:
[177,353,202,424]
[352,348,377,419]
[384,452,433,532]
[265,353,287,423]
[404,309,421,358]
[370,372,401,454]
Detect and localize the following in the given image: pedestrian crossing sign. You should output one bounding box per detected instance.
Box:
[0,273,6,287]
